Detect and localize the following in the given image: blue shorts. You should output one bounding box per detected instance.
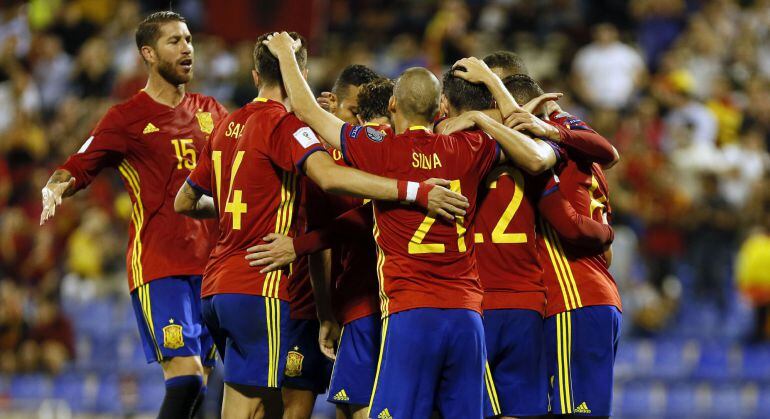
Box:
[483,309,548,417]
[283,318,333,394]
[130,276,216,367]
[327,314,381,406]
[369,308,486,419]
[545,305,622,416]
[201,294,289,388]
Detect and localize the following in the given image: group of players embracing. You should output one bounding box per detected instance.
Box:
[41,11,621,419]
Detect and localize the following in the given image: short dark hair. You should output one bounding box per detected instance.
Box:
[483,51,528,77]
[442,67,493,112]
[357,78,394,122]
[502,74,544,105]
[253,32,308,88]
[332,64,380,99]
[135,11,186,51]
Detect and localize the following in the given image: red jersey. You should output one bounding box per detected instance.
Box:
[60,91,227,293]
[538,139,622,316]
[341,124,500,317]
[287,192,315,320]
[187,98,325,299]
[475,165,551,315]
[307,131,386,325]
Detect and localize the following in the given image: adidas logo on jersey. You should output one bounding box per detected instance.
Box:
[377,408,393,419]
[143,123,159,134]
[575,402,591,414]
[333,389,349,401]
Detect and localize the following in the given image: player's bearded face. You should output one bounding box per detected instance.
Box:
[154,22,194,86]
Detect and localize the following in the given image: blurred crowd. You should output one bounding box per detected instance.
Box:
[1,0,769,375]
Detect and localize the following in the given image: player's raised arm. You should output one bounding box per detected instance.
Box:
[452,57,522,118]
[264,32,345,149]
[447,110,558,175]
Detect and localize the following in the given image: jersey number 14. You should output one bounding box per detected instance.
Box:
[212,150,247,230]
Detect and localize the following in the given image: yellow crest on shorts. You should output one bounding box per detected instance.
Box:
[196,111,214,134]
[285,350,304,377]
[162,324,184,349]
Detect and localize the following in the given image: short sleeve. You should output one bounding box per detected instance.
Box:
[339,123,389,174]
[60,107,129,190]
[269,115,325,173]
[187,139,213,196]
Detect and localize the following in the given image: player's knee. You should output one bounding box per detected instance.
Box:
[281,387,315,419]
[161,355,204,380]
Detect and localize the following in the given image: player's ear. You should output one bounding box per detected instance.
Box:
[252,69,260,88]
[388,96,396,115]
[439,95,449,118]
[140,46,155,65]
[302,68,309,81]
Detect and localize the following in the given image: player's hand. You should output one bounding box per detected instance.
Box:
[522,92,563,115]
[39,177,76,225]
[426,184,469,221]
[451,57,494,85]
[263,31,301,58]
[504,112,561,141]
[317,91,338,114]
[318,319,341,360]
[245,233,296,273]
[437,112,478,135]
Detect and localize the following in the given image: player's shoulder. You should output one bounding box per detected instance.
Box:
[96,93,153,130]
[346,123,392,144]
[185,92,226,112]
[444,129,493,148]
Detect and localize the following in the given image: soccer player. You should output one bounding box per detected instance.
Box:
[279,67,382,419]
[317,64,380,124]
[264,31,559,418]
[174,32,467,419]
[245,78,394,419]
[482,51,622,417]
[447,60,616,419]
[39,12,227,418]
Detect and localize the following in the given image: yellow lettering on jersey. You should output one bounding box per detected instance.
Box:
[588,175,607,218]
[225,122,245,139]
[411,152,443,170]
[332,149,343,161]
[490,169,526,244]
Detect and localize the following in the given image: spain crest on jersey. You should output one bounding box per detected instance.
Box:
[196,111,214,134]
[285,350,304,377]
[162,324,184,349]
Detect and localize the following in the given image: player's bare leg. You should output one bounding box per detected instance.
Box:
[158,355,205,418]
[282,387,316,419]
[223,384,283,419]
[349,404,369,419]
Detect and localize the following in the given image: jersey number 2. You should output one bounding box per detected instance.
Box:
[408,180,466,254]
[212,150,247,230]
[488,169,526,244]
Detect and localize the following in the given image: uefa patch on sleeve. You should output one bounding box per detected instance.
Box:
[365,126,385,142]
[349,125,363,138]
[293,127,321,149]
